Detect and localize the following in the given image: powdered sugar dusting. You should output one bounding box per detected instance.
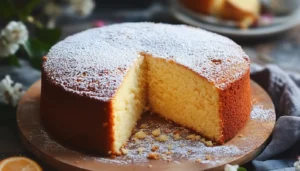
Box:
[43,22,250,101]
[82,114,250,165]
[251,104,275,121]
[22,101,275,168]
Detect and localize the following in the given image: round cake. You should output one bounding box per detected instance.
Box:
[41,22,251,155]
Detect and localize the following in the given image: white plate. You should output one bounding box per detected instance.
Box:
[169,0,300,39]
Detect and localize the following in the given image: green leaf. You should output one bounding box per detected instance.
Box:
[23,38,51,70]
[8,55,20,67]
[36,28,61,45]
[23,38,50,58]
[20,0,40,21]
[238,167,247,171]
[0,0,17,19]
[29,56,43,70]
[23,40,34,58]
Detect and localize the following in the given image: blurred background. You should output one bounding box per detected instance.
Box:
[0,0,300,170]
[1,0,300,73]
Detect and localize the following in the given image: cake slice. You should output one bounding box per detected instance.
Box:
[220,0,260,28]
[181,0,261,29]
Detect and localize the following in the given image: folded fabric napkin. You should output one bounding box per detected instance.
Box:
[251,64,300,171]
[0,61,299,171]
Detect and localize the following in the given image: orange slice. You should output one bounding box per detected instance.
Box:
[0,157,42,171]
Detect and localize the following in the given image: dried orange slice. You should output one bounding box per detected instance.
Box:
[0,157,42,171]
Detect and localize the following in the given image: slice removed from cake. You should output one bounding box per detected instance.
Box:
[109,53,250,154]
[146,56,222,143]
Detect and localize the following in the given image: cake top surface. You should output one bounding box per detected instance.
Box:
[43,22,250,101]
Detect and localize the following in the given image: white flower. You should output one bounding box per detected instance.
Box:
[224,164,239,171]
[294,157,300,171]
[0,75,24,107]
[69,0,95,17]
[1,21,28,45]
[44,2,62,18]
[0,38,19,58]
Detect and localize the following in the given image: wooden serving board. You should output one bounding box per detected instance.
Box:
[17,80,276,171]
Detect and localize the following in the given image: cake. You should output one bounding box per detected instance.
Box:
[181,0,261,29]
[41,22,251,155]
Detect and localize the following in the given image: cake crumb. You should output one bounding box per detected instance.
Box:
[173,130,180,134]
[195,158,202,163]
[174,161,181,164]
[134,130,147,139]
[173,133,181,140]
[238,134,243,138]
[166,151,173,155]
[205,141,213,147]
[164,129,171,134]
[162,156,168,161]
[138,147,145,154]
[152,128,161,137]
[132,137,140,143]
[252,99,257,105]
[205,155,211,160]
[140,124,148,129]
[110,155,116,159]
[151,145,159,152]
[156,134,169,142]
[102,123,108,127]
[162,150,173,155]
[186,134,196,141]
[148,164,153,168]
[147,152,160,160]
[200,138,206,143]
[167,144,173,151]
[43,56,48,61]
[195,135,201,141]
[121,148,128,155]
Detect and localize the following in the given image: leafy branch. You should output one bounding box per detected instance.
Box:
[0,0,62,70]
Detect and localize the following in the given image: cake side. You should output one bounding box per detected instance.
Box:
[41,66,114,155]
[218,68,251,143]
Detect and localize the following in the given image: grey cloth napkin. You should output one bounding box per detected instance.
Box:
[251,64,300,171]
[0,61,300,171]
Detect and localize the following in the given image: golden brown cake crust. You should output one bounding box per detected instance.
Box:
[219,69,251,143]
[41,68,114,155]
